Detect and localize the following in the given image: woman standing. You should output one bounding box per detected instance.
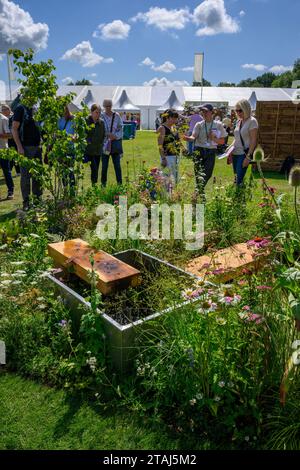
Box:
[85,104,105,185]
[231,99,258,185]
[157,109,181,185]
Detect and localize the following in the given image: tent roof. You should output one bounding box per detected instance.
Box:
[113,88,140,111]
[4,84,296,109]
[158,90,184,111]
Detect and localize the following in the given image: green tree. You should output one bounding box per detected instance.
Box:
[192,78,212,87]
[256,72,277,88]
[218,82,236,87]
[272,71,293,88]
[6,49,89,209]
[75,79,92,85]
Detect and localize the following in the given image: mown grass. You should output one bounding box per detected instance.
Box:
[0,130,293,222]
[0,372,194,450]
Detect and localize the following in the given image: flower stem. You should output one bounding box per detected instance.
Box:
[294,186,300,231]
[257,162,278,208]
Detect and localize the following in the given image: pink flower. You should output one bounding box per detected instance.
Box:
[256,285,272,290]
[242,305,251,311]
[247,237,270,249]
[212,268,225,275]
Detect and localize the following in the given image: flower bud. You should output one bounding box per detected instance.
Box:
[289,166,300,188]
[253,145,265,162]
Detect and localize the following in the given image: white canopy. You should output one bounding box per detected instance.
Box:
[5,84,295,129]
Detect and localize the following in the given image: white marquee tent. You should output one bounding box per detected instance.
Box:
[5,85,295,130]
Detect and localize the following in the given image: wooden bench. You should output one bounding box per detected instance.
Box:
[48,239,141,295]
[186,242,269,282]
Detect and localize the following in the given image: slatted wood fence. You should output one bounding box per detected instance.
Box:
[255,101,300,171]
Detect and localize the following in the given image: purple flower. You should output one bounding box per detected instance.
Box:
[58,320,68,328]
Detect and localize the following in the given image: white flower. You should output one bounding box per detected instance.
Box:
[189,398,197,406]
[38,304,47,310]
[1,280,12,286]
[11,280,22,285]
[292,350,300,365]
[214,396,221,402]
[196,393,203,400]
[36,297,45,302]
[291,340,300,350]
[30,233,40,238]
[244,436,250,442]
[14,270,26,275]
[0,244,8,250]
[10,261,25,266]
[0,273,10,278]
[218,381,225,388]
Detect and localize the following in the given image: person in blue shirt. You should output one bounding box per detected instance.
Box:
[58,106,76,191]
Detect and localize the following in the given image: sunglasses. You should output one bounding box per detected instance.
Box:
[235,109,243,113]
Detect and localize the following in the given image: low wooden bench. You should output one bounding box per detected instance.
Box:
[186,242,269,283]
[48,239,141,295]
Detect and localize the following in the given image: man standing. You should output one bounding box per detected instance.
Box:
[12,101,42,211]
[0,106,14,200]
[184,104,227,197]
[101,99,123,187]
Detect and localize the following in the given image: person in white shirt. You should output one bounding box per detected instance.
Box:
[184,103,227,196]
[231,99,258,185]
[0,107,14,199]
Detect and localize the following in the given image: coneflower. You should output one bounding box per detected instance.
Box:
[288,166,300,230]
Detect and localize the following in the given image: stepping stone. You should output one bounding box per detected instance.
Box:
[48,239,141,295]
[186,242,269,283]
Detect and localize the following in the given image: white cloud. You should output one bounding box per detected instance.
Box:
[140,57,155,66]
[62,76,73,84]
[61,41,113,68]
[242,63,268,72]
[132,7,191,31]
[88,73,97,78]
[143,77,189,86]
[152,61,176,73]
[180,66,194,72]
[93,20,131,40]
[0,0,49,51]
[193,0,240,36]
[239,10,246,17]
[269,65,293,74]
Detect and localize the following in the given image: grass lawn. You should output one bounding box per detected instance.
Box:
[0,130,293,222]
[0,372,195,450]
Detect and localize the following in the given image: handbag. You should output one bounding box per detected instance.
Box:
[104,112,123,156]
[111,139,123,155]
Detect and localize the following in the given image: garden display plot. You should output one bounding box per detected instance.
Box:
[45,249,197,371]
[48,239,141,294]
[186,242,269,282]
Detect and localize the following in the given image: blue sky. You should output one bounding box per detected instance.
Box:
[0,0,299,87]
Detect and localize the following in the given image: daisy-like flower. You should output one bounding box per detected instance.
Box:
[218,381,225,388]
[214,396,221,402]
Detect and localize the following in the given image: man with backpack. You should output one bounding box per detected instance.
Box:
[0,105,14,200]
[12,101,42,211]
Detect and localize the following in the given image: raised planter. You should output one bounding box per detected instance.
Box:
[45,249,198,373]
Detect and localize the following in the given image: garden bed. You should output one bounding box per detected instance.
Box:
[45,249,198,371]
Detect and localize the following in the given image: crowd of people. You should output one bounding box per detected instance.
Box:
[0,98,124,210]
[0,96,258,210]
[156,99,258,197]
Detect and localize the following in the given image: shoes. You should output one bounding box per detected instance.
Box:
[23,202,30,211]
[7,193,14,200]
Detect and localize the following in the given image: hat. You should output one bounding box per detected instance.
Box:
[200,103,213,112]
